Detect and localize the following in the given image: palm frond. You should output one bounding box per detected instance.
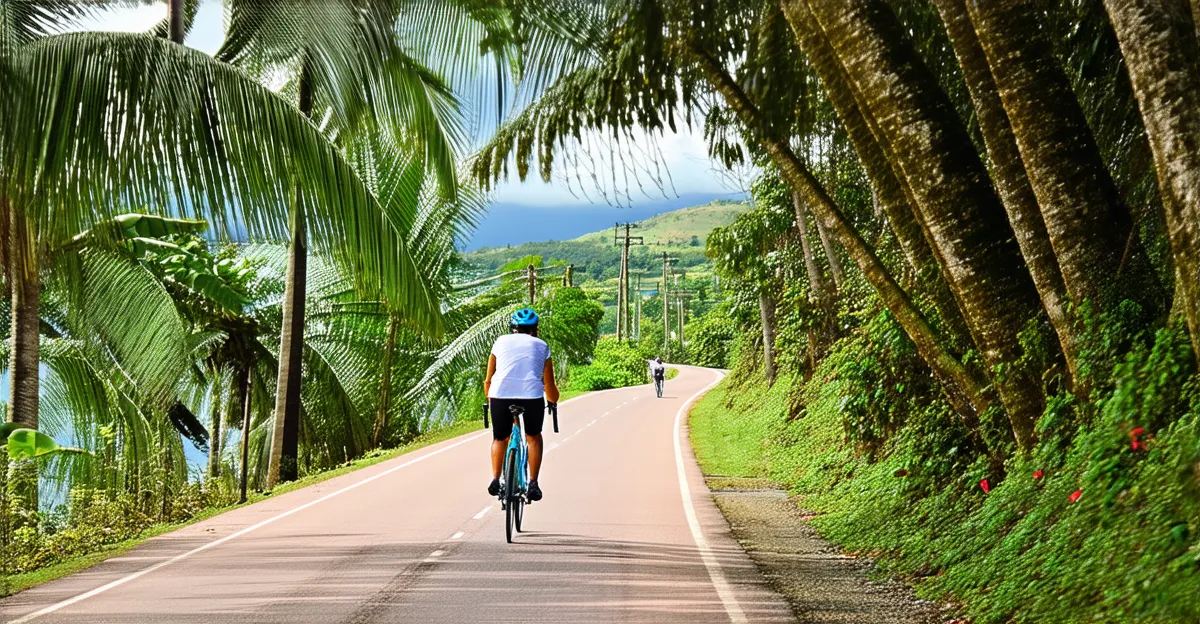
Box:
[6,31,441,332]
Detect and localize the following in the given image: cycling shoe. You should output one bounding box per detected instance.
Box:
[528,480,543,502]
[487,477,501,496]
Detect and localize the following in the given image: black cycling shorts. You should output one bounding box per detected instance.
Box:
[489,397,545,441]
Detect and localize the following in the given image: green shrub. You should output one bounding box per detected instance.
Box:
[690,322,1200,624]
[568,337,647,391]
[685,306,738,368]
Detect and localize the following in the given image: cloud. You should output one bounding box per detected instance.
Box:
[75,2,748,208]
[75,1,225,54]
[491,123,746,207]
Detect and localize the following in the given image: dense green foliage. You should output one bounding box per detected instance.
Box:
[683,304,739,369]
[467,202,748,282]
[693,318,1200,623]
[567,337,649,391]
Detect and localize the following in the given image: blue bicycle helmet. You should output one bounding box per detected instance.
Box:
[510,307,539,328]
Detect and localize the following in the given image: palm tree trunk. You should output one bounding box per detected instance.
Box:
[932,0,1079,381]
[792,191,832,304]
[167,0,184,43]
[759,291,777,384]
[964,0,1165,323]
[371,314,400,449]
[802,0,1046,449]
[814,218,844,293]
[207,381,222,480]
[780,0,926,276]
[8,204,38,431]
[267,63,313,489]
[688,41,991,431]
[1104,0,1200,362]
[1193,0,1200,40]
[237,366,252,503]
[780,0,969,344]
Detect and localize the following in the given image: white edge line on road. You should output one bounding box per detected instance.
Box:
[672,369,747,624]
[12,382,627,623]
[10,431,490,624]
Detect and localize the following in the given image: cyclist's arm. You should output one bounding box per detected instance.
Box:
[543,358,560,403]
[483,354,497,397]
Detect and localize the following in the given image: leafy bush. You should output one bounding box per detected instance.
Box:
[690,325,1200,624]
[684,306,738,368]
[568,337,648,391]
[539,287,604,365]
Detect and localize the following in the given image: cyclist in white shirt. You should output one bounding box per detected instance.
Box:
[649,357,666,397]
[484,308,559,501]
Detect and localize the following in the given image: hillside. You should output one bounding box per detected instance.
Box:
[464,200,749,282]
[570,200,750,247]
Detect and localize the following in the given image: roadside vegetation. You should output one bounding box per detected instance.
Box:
[0,1,610,592]
[6,0,1200,618]
[468,1,1200,622]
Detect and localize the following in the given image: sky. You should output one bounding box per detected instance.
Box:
[80,3,747,247]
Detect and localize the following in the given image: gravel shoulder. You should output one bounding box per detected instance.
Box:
[706,480,950,624]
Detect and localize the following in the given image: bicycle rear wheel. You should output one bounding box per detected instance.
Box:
[505,453,518,543]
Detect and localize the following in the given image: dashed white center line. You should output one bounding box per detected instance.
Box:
[473,506,491,520]
[450,531,464,540]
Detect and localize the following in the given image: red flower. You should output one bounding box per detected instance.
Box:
[979,479,990,493]
[1033,470,1044,480]
[1130,427,1146,451]
[1069,489,1083,504]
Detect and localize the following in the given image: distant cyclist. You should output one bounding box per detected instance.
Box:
[484,308,559,502]
[650,357,666,398]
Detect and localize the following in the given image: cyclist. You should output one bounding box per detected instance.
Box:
[650,357,666,397]
[484,308,559,502]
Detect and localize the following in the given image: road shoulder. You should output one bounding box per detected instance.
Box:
[706,477,946,623]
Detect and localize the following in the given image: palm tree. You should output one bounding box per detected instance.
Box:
[795,0,1047,449]
[963,0,1165,333]
[2,5,439,448]
[212,0,468,486]
[1103,0,1200,361]
[930,0,1075,381]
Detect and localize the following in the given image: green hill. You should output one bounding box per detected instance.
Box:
[463,200,749,283]
[571,200,751,246]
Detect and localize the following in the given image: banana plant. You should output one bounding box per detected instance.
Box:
[1,422,87,460]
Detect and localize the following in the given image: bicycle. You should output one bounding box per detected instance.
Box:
[484,401,558,543]
[654,375,664,398]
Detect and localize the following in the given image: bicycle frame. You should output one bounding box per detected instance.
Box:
[503,410,529,505]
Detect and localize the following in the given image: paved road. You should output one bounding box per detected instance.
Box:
[2,366,794,623]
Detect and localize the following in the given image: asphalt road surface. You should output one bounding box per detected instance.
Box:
[2,366,795,623]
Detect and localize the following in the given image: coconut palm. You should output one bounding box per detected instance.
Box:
[1,4,440,445]
[212,0,472,486]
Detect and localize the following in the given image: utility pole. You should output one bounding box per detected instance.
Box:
[564,264,574,288]
[614,223,644,340]
[673,289,695,350]
[527,264,536,304]
[631,270,648,341]
[661,252,678,358]
[678,292,685,346]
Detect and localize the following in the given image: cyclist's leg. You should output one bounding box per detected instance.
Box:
[520,397,546,480]
[489,398,515,480]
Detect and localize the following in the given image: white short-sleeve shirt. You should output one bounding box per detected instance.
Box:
[489,333,551,399]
